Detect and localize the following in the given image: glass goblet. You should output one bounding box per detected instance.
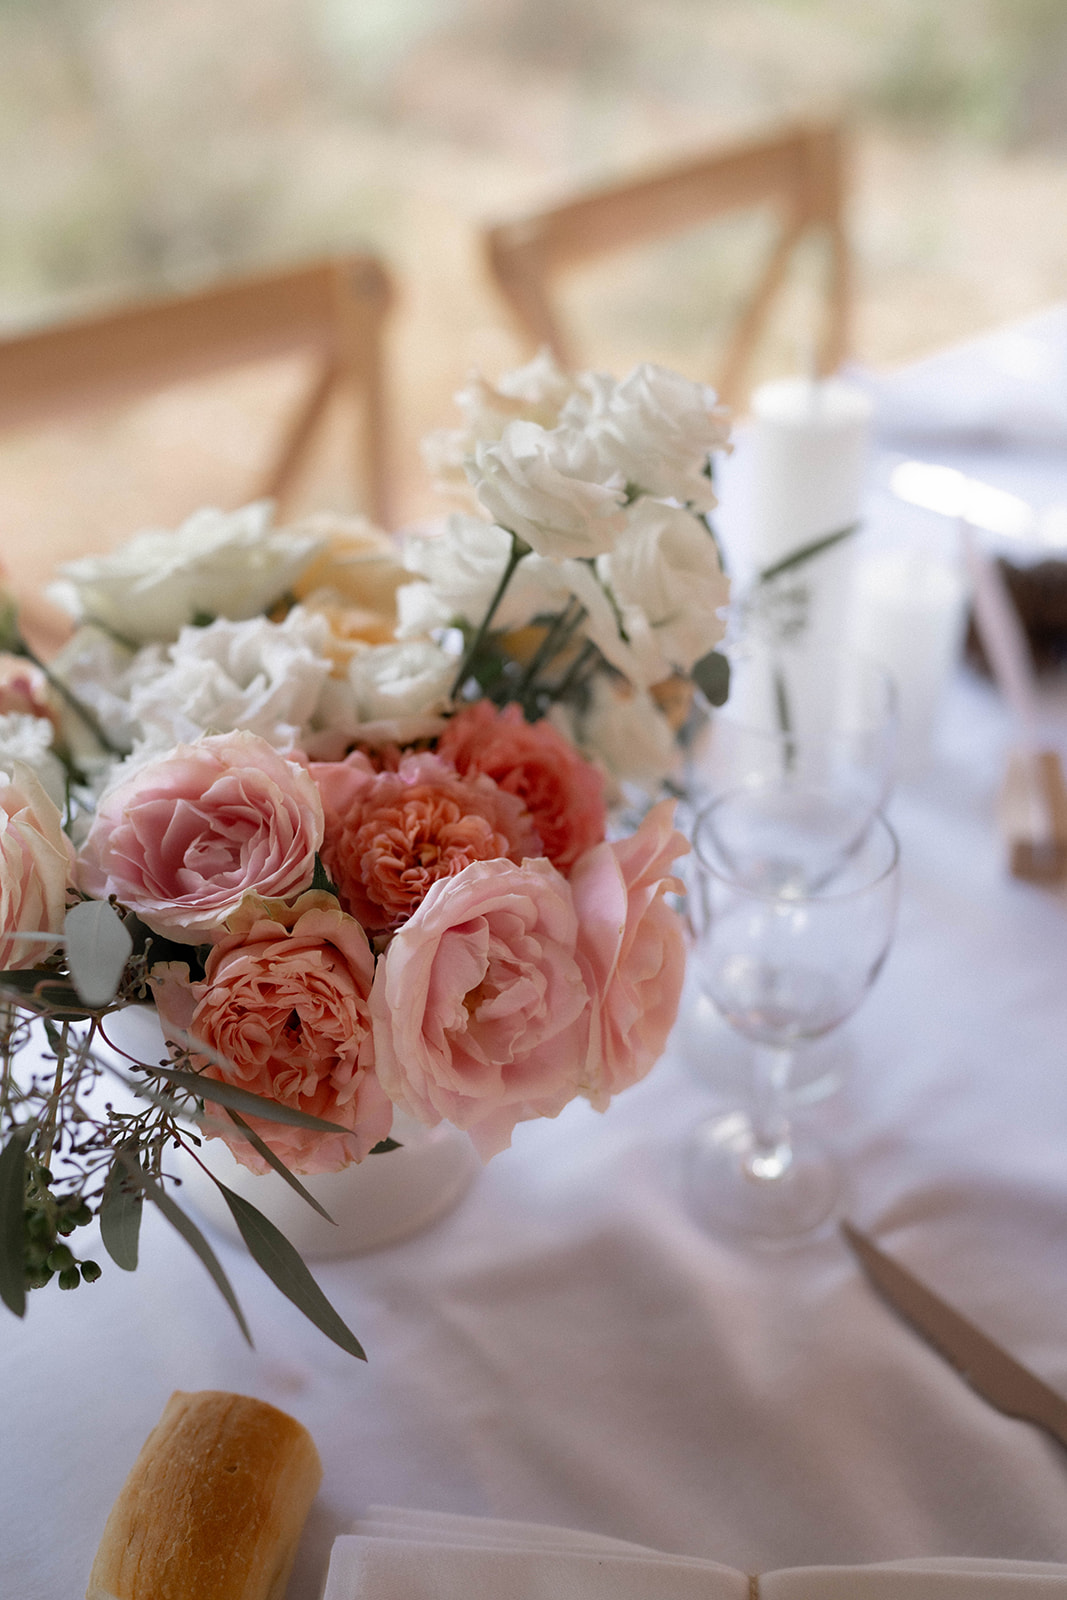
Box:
[685,781,900,1243]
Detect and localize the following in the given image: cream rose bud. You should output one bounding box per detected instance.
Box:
[46,502,323,644]
[565,363,730,510]
[0,762,75,970]
[598,499,729,676]
[77,731,324,944]
[469,419,628,560]
[397,517,572,638]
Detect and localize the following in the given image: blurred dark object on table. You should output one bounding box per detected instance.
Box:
[965,558,1067,676]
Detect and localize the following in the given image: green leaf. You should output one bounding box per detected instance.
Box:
[123,1158,252,1346]
[0,1127,30,1317]
[757,521,859,585]
[214,1182,366,1360]
[139,1058,352,1133]
[691,649,731,707]
[64,900,133,1007]
[369,1138,402,1154]
[0,969,92,1019]
[311,854,339,896]
[223,1110,336,1224]
[99,1147,144,1272]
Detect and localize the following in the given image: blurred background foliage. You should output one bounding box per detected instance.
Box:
[1,0,1066,552]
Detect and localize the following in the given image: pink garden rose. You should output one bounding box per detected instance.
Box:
[313,749,541,934]
[78,730,323,944]
[369,856,591,1158]
[435,699,606,872]
[0,763,74,970]
[570,798,689,1109]
[151,891,393,1174]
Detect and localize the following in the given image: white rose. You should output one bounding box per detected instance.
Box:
[0,762,75,970]
[396,516,573,638]
[469,419,627,560]
[598,499,729,676]
[0,714,67,811]
[46,502,323,644]
[49,626,163,763]
[579,677,680,798]
[302,639,455,753]
[564,363,730,510]
[127,609,336,756]
[552,558,665,692]
[421,350,579,488]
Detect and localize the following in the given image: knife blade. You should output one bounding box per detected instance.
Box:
[841,1220,1067,1451]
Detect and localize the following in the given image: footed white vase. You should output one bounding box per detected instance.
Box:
[101,1006,481,1258]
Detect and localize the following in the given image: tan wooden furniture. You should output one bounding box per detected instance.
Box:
[484,120,850,411]
[0,253,394,527]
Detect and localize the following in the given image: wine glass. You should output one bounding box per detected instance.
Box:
[685,780,900,1242]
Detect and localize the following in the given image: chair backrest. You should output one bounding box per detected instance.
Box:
[0,253,394,527]
[483,120,850,411]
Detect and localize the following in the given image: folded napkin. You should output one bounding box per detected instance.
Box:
[847,305,1067,449]
[323,1508,1067,1599]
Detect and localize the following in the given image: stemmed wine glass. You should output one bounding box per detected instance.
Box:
[685,780,900,1242]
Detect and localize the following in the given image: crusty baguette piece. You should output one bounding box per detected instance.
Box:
[86,1389,322,1600]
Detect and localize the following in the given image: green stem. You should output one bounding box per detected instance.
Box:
[772,664,797,775]
[17,636,124,758]
[757,522,858,586]
[36,1019,71,1172]
[552,638,600,702]
[515,599,588,701]
[448,533,528,700]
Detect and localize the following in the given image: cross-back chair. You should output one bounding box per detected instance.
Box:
[483,119,850,411]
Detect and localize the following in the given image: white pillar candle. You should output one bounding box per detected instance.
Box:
[747,376,873,648]
[847,547,968,775]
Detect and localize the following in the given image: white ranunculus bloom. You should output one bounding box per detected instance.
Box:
[421,350,580,488]
[396,516,573,637]
[564,363,730,511]
[0,714,67,810]
[598,499,729,676]
[46,502,323,644]
[127,608,337,755]
[579,677,680,797]
[49,626,162,762]
[337,639,454,749]
[469,420,627,560]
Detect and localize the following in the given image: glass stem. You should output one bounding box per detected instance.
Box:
[745,1044,794,1181]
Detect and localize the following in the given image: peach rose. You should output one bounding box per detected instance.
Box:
[313,749,541,934]
[0,763,75,970]
[369,856,592,1158]
[570,798,689,1109]
[152,892,393,1174]
[78,731,323,944]
[435,700,606,873]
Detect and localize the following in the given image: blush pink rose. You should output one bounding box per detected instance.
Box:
[312,749,541,934]
[369,856,591,1158]
[151,891,393,1174]
[0,763,75,970]
[436,699,606,873]
[570,798,689,1109]
[78,730,324,944]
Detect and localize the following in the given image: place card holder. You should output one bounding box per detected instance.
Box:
[999,748,1067,885]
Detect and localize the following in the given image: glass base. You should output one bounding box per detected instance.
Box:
[684,1110,840,1244]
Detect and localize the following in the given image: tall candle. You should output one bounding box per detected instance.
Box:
[747,375,873,647]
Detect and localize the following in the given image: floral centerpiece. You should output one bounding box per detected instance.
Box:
[0,355,730,1356]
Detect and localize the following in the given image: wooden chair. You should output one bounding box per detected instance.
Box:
[0,253,395,528]
[483,120,850,411]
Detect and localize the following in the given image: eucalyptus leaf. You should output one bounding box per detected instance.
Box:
[0,1127,30,1318]
[122,1158,252,1345]
[214,1182,366,1360]
[99,1147,144,1271]
[0,968,92,1018]
[141,1059,351,1134]
[370,1138,402,1155]
[64,900,133,1008]
[223,1110,336,1224]
[691,649,731,707]
[311,854,339,896]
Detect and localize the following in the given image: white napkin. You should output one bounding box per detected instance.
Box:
[847,305,1067,449]
[323,1508,1067,1600]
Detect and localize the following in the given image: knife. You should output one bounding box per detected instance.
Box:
[841,1220,1067,1451]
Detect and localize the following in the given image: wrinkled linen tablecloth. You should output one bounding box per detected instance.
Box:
[4,312,1067,1600]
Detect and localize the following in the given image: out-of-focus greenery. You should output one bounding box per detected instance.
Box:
[0,0,1066,322]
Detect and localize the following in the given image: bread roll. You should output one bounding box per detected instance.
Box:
[86,1389,322,1600]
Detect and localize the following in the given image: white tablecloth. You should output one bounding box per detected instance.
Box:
[5,320,1067,1600]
